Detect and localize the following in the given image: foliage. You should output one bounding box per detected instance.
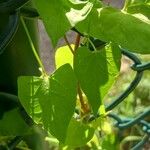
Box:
[0,0,150,149]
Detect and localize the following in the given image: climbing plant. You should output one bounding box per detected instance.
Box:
[0,0,150,149]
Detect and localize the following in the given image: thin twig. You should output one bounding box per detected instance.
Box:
[74,33,81,51]
[73,33,90,114]
[64,35,74,54]
[78,83,86,112]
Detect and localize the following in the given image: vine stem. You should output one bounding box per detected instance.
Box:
[64,33,89,114]
[74,33,81,51]
[64,35,74,54]
[77,82,89,113]
[74,33,89,114]
[21,17,47,76]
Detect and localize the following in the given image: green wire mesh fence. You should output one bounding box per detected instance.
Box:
[0,0,150,149]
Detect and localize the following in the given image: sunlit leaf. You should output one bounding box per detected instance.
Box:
[55,45,74,69]
[127,3,150,19]
[33,0,96,46]
[76,6,150,54]
[18,64,77,142]
[64,118,94,147]
[101,134,118,150]
[130,0,148,4]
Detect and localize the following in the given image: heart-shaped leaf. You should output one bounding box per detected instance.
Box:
[18,64,77,142]
[74,43,121,114]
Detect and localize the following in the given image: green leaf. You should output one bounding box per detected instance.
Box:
[74,43,121,114]
[101,134,118,150]
[130,0,148,4]
[55,45,74,69]
[18,64,77,142]
[33,0,95,46]
[127,3,150,19]
[76,6,150,54]
[99,105,106,116]
[0,108,30,136]
[64,118,94,147]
